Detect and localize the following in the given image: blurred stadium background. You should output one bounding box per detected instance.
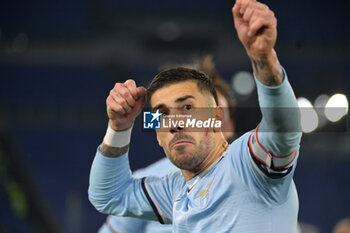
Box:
[0,0,349,232]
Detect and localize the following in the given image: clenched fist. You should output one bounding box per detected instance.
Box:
[233,0,277,60]
[106,79,146,131]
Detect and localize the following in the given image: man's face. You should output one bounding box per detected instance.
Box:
[150,81,217,171]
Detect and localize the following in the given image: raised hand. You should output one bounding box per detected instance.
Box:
[232,0,283,86]
[232,0,277,60]
[106,79,146,131]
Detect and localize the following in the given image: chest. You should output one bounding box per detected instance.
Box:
[172,162,267,232]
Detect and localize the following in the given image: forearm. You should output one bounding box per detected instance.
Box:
[88,124,133,212]
[233,0,298,153]
[250,49,283,87]
[99,143,129,158]
[88,147,134,213]
[254,67,302,156]
[88,126,155,218]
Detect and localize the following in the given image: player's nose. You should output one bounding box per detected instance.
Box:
[169,125,183,134]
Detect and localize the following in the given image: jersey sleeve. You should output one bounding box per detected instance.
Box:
[88,149,172,222]
[228,67,302,204]
[97,158,177,232]
[248,124,299,174]
[229,133,298,205]
[97,223,111,233]
[97,216,147,233]
[250,67,302,171]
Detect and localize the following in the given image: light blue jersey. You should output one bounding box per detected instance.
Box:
[144,133,299,232]
[89,69,302,233]
[98,158,176,233]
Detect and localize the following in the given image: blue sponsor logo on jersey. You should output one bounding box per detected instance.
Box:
[143,110,162,129]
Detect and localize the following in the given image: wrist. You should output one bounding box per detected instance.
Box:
[109,119,134,131]
[249,49,283,86]
[103,122,132,148]
[248,48,277,63]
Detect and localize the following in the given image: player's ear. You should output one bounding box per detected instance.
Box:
[215,105,224,121]
[156,131,163,147]
[214,106,224,132]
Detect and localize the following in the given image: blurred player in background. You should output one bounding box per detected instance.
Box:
[98,55,236,233]
[333,218,350,233]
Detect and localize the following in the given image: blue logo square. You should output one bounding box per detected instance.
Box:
[143,110,161,129]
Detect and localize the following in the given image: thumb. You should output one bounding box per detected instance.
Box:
[133,86,146,112]
[136,86,146,100]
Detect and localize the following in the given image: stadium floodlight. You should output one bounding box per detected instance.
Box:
[297,97,319,133]
[231,71,255,96]
[324,94,349,122]
[314,94,330,128]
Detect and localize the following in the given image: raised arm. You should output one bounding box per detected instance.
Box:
[233,0,302,171]
[88,80,157,219]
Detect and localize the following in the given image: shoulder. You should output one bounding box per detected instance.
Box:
[226,132,251,158]
[134,157,178,178]
[146,169,185,188]
[144,168,185,195]
[167,170,185,184]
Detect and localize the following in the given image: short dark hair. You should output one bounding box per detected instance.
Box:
[147,67,218,105]
[158,55,236,121]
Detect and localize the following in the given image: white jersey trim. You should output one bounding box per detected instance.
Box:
[248,125,297,170]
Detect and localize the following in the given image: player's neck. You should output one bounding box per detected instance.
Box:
[181,134,228,181]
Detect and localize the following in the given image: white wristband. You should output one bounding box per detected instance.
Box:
[103,124,132,148]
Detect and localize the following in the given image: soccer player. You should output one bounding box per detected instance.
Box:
[89,0,302,232]
[98,56,236,233]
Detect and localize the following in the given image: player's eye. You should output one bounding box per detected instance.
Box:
[161,111,169,116]
[183,104,192,111]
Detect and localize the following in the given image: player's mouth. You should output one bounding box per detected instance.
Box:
[171,140,194,149]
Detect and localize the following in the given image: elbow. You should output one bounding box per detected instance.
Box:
[272,132,302,155]
[88,189,114,215]
[288,131,302,150]
[282,131,302,144]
